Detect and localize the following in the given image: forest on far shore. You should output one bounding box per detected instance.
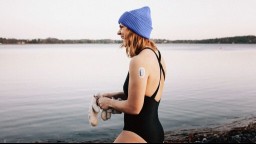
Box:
[1,35,256,44]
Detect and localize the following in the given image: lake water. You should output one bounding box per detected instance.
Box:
[0,44,256,142]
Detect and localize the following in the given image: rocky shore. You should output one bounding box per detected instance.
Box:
[81,116,256,143]
[164,116,256,143]
[33,116,256,143]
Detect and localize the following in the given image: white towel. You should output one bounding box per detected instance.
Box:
[88,96,123,126]
[88,96,100,127]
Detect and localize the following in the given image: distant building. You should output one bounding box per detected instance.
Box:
[18,41,26,45]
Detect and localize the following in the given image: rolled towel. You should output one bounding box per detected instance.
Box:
[88,95,100,127]
[101,109,109,121]
[101,98,122,121]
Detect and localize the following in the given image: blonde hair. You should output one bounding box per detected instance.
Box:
[121,29,157,57]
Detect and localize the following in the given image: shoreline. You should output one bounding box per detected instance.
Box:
[164,116,256,143]
[1,35,256,44]
[81,116,256,143]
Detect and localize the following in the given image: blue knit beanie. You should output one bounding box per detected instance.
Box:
[118,6,153,39]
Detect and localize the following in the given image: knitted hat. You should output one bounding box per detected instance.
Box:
[118,6,153,39]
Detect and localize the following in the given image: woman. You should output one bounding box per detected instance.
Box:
[97,6,166,143]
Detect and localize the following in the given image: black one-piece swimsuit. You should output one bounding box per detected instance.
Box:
[122,48,165,143]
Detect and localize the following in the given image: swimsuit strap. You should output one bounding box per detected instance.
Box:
[142,48,165,99]
[157,50,166,80]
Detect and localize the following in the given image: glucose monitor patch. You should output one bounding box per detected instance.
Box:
[139,67,145,78]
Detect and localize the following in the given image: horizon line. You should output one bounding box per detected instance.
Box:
[1,35,256,41]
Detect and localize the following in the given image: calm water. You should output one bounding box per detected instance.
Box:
[0,44,256,142]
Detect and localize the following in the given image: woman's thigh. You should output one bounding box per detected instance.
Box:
[114,130,147,143]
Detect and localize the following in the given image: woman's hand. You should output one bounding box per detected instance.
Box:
[98,97,112,110]
[94,93,106,106]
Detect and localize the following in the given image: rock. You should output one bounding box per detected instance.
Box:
[163,116,256,143]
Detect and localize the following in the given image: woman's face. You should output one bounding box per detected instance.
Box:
[117,24,128,40]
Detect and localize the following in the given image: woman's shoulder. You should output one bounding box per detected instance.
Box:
[139,48,159,62]
[131,50,152,63]
[129,49,156,69]
[129,55,145,68]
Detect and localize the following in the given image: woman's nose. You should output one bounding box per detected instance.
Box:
[117,29,121,35]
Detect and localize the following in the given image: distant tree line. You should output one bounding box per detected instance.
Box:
[0,35,256,44]
[170,35,256,44]
[0,37,122,44]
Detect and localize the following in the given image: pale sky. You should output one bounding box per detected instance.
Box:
[1,0,256,40]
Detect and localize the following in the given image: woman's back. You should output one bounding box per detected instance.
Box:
[122,48,166,143]
[141,48,166,102]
